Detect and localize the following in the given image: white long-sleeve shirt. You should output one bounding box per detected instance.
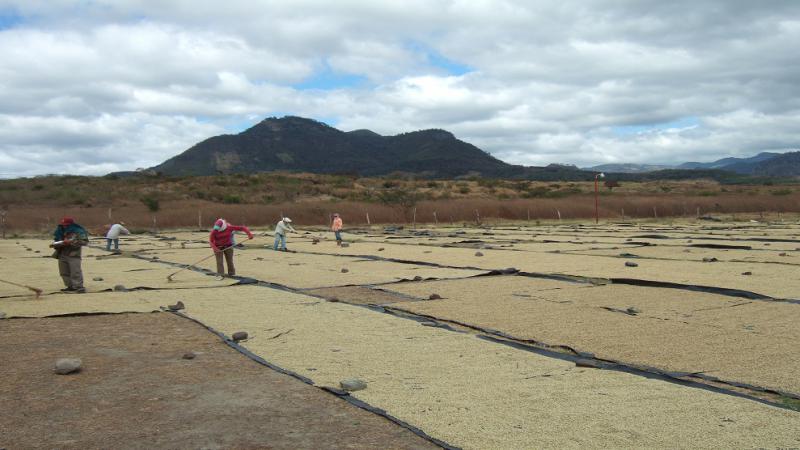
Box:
[106,223,130,239]
[274,220,295,236]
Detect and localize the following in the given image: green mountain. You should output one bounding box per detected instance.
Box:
[150,116,514,178]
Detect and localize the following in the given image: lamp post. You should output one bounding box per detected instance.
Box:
[594,173,605,224]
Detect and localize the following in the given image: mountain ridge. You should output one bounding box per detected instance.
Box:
[139,115,798,180]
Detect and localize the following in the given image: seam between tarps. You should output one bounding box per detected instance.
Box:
[125,243,796,302]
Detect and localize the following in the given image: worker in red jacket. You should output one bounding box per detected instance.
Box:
[209,218,253,276]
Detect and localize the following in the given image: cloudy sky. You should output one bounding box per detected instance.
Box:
[1,0,798,177]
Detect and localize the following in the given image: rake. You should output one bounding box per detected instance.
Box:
[166,236,253,282]
[0,278,43,298]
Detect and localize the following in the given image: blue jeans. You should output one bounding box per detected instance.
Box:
[274,234,286,250]
[106,238,119,250]
[334,230,342,241]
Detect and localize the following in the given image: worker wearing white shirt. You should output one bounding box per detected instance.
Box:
[273,217,296,251]
[105,222,130,252]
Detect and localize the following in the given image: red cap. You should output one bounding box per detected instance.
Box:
[59,217,74,226]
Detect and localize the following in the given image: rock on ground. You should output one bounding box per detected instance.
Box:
[54,358,82,375]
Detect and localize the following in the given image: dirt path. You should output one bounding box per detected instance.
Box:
[0,313,439,450]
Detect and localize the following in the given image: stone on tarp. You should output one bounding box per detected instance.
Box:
[625,261,638,267]
[92,277,104,281]
[428,293,442,300]
[113,284,128,292]
[340,378,367,392]
[341,268,349,273]
[574,359,601,369]
[167,301,185,311]
[182,352,196,360]
[475,251,484,257]
[231,331,248,342]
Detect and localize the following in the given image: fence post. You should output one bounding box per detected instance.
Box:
[412,207,417,229]
[556,209,561,221]
[474,209,481,226]
[696,207,700,218]
[107,208,112,220]
[0,208,6,239]
[653,206,657,219]
[198,211,202,229]
[527,209,530,221]
[621,208,625,219]
[433,211,438,224]
[152,215,158,233]
[366,212,370,225]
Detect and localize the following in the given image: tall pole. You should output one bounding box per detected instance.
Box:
[594,173,604,224]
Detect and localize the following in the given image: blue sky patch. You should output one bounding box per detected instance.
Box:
[293,64,368,91]
[612,116,700,136]
[406,41,472,76]
[0,9,23,30]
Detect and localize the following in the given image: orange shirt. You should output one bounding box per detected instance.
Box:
[332,217,343,231]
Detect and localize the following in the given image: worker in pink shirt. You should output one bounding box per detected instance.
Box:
[209,218,253,276]
[331,213,343,246]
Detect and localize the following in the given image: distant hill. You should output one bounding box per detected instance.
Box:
[150,116,516,178]
[678,152,781,173]
[584,151,800,177]
[748,151,800,177]
[583,163,674,174]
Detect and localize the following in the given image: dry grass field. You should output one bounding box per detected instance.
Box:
[2,218,800,449]
[2,173,800,234]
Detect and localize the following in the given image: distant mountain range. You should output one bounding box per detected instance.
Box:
[585,151,800,176]
[126,116,799,181]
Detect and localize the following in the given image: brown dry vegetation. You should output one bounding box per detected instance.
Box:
[1,172,799,232]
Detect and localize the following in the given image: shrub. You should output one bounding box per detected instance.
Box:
[523,186,551,198]
[223,195,242,204]
[140,196,160,212]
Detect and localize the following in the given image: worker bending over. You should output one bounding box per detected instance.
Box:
[209,218,253,276]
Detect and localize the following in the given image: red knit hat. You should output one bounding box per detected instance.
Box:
[59,217,74,226]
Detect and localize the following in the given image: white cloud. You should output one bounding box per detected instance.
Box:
[0,0,799,176]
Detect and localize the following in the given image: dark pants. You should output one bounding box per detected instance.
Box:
[214,247,235,276]
[58,255,84,289]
